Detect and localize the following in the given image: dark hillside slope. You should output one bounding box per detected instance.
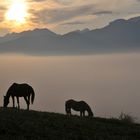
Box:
[0,108,140,140]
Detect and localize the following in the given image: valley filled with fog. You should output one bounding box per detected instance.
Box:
[0,53,140,120]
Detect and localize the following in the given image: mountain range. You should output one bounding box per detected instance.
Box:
[0,16,140,55]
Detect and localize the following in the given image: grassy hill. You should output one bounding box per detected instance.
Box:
[0,108,140,140]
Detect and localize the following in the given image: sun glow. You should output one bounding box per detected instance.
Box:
[5,1,28,24]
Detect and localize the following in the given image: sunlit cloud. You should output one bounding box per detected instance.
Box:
[0,0,140,35]
[30,4,95,24]
[60,21,86,26]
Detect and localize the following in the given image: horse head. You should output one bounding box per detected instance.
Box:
[3,96,9,107]
[65,100,72,115]
[88,110,94,117]
[66,107,71,114]
[86,106,94,117]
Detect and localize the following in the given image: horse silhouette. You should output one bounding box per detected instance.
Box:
[65,99,93,117]
[3,83,35,110]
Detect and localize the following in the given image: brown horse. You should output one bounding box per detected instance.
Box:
[65,99,94,117]
[3,83,35,110]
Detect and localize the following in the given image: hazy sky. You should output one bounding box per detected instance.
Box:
[0,0,140,35]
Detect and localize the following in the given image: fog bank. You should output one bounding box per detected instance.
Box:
[0,53,140,119]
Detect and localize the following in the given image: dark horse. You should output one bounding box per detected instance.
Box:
[3,83,35,110]
[65,99,93,117]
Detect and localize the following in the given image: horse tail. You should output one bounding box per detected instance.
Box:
[30,86,35,104]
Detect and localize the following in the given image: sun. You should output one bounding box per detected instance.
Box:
[5,1,28,24]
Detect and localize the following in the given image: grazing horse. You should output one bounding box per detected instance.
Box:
[3,83,35,110]
[65,99,94,117]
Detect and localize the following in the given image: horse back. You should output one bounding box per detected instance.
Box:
[8,83,32,97]
[65,99,88,111]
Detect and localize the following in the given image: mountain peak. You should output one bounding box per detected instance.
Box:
[19,28,58,37]
[0,16,140,55]
[109,16,140,26]
[128,16,140,22]
[5,28,57,38]
[109,19,126,26]
[63,28,90,36]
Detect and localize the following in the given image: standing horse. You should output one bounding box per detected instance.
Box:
[3,83,35,110]
[65,99,94,117]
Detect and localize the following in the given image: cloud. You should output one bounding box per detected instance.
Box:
[60,21,85,26]
[0,6,6,10]
[93,11,113,15]
[0,17,4,22]
[0,27,10,36]
[27,0,46,2]
[29,3,117,27]
[52,0,74,5]
[0,0,140,35]
[0,6,7,22]
[29,4,95,25]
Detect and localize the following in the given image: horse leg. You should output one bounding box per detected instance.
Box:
[24,96,29,110]
[80,111,82,117]
[83,111,85,117]
[27,95,30,110]
[16,97,20,109]
[12,96,15,108]
[69,108,71,116]
[80,111,85,117]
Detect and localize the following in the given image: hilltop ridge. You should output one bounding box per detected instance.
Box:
[0,108,140,140]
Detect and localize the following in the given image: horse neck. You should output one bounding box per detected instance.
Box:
[5,87,13,99]
[5,91,11,99]
[6,83,16,98]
